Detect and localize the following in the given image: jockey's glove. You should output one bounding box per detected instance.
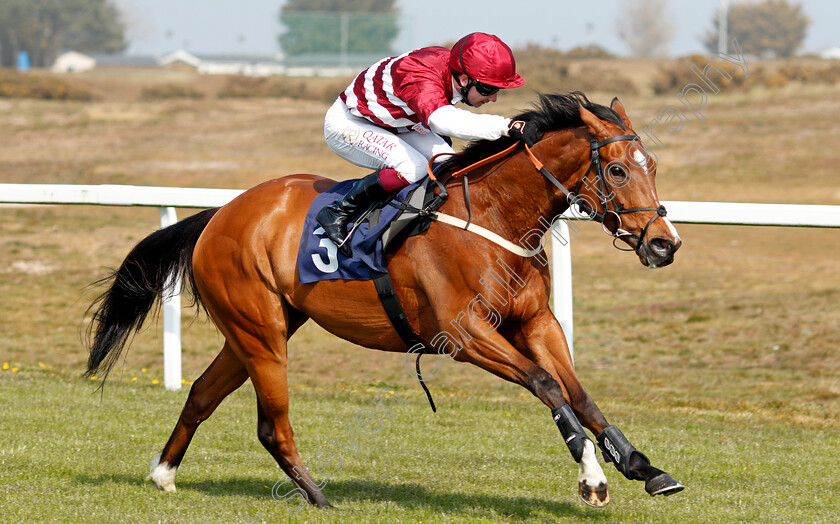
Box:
[507,120,541,145]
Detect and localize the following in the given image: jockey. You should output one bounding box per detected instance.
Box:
[317,32,539,257]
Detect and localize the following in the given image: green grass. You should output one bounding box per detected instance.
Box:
[2,367,838,523]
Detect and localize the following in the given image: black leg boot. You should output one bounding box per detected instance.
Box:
[316,171,390,257]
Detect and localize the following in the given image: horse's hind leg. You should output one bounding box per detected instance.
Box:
[249,356,332,508]
[149,342,248,492]
[205,291,330,508]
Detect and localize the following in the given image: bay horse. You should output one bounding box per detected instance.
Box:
[85,92,683,509]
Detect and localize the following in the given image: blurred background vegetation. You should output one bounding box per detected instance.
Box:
[2,49,839,103]
[0,0,834,101]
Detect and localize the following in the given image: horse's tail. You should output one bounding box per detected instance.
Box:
[85,207,220,383]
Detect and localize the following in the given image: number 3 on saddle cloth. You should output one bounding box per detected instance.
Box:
[297,178,435,284]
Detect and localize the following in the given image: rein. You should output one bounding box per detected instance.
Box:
[423,143,548,257]
[425,132,669,256]
[426,141,520,182]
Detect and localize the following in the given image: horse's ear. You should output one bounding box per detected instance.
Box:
[610,97,633,129]
[580,105,609,139]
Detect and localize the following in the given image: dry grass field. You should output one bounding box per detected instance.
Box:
[1,63,839,522]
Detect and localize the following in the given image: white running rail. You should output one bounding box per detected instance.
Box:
[3,183,839,388]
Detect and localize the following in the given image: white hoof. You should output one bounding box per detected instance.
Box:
[146,453,178,492]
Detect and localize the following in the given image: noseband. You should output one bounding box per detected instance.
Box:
[523,134,668,254]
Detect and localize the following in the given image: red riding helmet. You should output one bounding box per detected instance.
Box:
[449,32,525,89]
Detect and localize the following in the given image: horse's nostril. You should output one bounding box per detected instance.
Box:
[650,237,673,255]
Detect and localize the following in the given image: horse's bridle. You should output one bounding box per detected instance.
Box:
[425,131,669,255]
[522,133,668,254]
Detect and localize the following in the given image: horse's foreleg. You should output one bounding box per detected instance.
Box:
[521,310,684,498]
[452,333,609,506]
[596,425,684,496]
[550,403,609,506]
[149,342,248,492]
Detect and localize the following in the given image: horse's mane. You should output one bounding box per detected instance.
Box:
[440,91,626,172]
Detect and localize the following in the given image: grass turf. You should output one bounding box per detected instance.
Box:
[1,368,838,523]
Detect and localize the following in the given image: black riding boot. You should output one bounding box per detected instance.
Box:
[316,171,390,257]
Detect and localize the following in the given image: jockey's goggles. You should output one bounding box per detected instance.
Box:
[474,81,500,96]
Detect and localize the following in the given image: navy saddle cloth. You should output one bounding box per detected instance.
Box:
[297,178,433,284]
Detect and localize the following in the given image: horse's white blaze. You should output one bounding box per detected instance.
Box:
[578,439,607,487]
[632,149,654,178]
[632,150,645,164]
[147,453,178,492]
[663,217,681,243]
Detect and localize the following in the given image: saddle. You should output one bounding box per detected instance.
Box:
[368,176,447,250]
[297,176,446,284]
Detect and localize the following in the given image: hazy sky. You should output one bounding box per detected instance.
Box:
[117,0,839,57]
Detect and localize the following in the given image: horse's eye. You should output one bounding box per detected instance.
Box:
[609,165,626,179]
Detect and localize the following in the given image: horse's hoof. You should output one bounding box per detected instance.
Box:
[147,453,177,492]
[579,481,610,507]
[645,473,684,497]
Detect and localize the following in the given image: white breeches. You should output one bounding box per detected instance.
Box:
[323,99,455,183]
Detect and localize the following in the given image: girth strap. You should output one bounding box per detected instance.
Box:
[372,271,437,412]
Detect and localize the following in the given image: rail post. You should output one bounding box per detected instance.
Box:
[158,206,182,391]
[551,221,575,363]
